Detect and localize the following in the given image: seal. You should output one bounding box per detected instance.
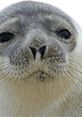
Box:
[0,1,82,117]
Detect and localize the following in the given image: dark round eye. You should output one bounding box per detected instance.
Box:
[0,32,14,43]
[56,29,71,39]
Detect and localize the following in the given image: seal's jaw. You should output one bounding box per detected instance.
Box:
[0,52,68,81]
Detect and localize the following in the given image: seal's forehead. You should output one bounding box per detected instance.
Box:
[0,1,77,36]
[0,1,73,24]
[0,1,61,16]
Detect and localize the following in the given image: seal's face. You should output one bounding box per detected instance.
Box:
[0,2,82,117]
[0,2,78,81]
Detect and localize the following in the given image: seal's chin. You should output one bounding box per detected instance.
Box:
[26,62,67,80]
[27,70,51,81]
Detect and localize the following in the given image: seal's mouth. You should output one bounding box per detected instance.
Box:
[27,70,52,81]
[28,70,51,77]
[0,56,67,80]
[24,61,67,80]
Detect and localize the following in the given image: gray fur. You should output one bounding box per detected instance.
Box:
[0,1,82,117]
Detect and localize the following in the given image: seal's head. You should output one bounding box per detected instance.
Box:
[0,2,82,117]
[0,1,81,82]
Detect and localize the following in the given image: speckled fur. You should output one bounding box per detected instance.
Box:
[0,1,82,117]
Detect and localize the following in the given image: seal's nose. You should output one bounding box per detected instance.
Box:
[29,47,36,59]
[29,45,46,59]
[39,45,46,59]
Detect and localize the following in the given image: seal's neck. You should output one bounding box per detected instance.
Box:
[0,75,74,117]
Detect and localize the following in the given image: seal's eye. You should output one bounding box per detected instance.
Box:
[0,32,14,43]
[56,29,71,39]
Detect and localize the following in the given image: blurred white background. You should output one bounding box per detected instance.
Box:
[0,0,82,27]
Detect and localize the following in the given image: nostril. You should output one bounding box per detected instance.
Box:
[29,45,46,60]
[39,45,46,59]
[29,47,37,59]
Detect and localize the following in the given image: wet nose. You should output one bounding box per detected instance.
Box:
[29,45,46,59]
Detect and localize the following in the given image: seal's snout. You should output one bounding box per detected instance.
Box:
[39,45,46,59]
[29,45,46,60]
[29,47,36,59]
